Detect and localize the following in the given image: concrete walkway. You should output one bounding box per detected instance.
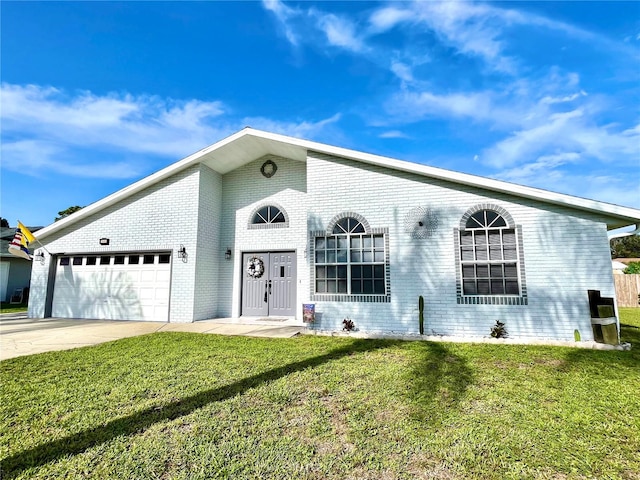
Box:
[0,313,304,361]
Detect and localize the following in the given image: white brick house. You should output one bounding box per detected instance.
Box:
[28,128,640,342]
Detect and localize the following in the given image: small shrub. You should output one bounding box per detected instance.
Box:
[624,262,640,274]
[342,318,355,332]
[490,320,508,338]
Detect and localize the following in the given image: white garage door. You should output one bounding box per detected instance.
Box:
[52,253,171,321]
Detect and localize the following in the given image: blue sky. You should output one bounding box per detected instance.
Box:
[1,1,639,227]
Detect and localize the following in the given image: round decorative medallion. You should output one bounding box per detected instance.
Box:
[260,160,278,178]
[246,256,265,278]
[404,207,439,239]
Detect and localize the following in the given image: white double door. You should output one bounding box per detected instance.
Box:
[241,252,296,317]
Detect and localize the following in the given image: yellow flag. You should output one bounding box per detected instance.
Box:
[17,221,36,245]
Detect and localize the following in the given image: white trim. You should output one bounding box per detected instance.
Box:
[608,225,640,240]
[35,128,640,240]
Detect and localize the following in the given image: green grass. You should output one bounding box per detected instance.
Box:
[0,303,28,313]
[1,311,639,479]
[620,306,640,330]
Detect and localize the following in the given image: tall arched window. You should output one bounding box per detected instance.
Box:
[312,215,389,299]
[458,208,522,297]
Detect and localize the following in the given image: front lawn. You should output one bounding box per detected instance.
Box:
[1,312,639,479]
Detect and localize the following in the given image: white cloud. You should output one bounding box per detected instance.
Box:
[241,113,342,139]
[1,83,229,160]
[497,152,581,183]
[386,88,519,127]
[540,90,587,105]
[482,110,584,168]
[390,61,414,83]
[483,109,640,169]
[263,0,366,53]
[368,6,414,33]
[367,1,518,74]
[366,0,638,76]
[0,83,344,178]
[379,130,410,139]
[1,140,147,179]
[496,167,640,209]
[313,11,366,53]
[261,0,301,46]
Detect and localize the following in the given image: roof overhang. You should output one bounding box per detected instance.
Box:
[35,128,640,240]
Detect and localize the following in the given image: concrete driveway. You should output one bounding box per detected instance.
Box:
[0,313,304,361]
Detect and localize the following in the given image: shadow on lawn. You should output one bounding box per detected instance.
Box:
[0,337,472,477]
[407,342,474,422]
[559,322,640,371]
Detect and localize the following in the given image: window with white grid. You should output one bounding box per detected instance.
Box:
[314,217,387,296]
[459,210,520,296]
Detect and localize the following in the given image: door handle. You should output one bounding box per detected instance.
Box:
[264,282,268,303]
[268,279,272,295]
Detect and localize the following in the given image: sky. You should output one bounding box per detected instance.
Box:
[1,1,639,228]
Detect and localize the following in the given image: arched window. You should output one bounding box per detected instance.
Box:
[252,206,285,224]
[249,205,288,229]
[313,215,388,298]
[459,209,520,296]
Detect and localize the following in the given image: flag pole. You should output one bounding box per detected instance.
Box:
[34,238,53,256]
[16,221,52,257]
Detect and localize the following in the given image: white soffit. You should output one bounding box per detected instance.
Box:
[198,134,307,174]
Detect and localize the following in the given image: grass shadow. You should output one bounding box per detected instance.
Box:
[407,341,474,422]
[1,338,399,477]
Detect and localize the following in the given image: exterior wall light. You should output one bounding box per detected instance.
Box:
[178,245,187,259]
[225,248,232,260]
[35,251,45,264]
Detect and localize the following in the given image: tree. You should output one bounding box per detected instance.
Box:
[610,235,640,258]
[55,206,84,222]
[0,218,8,228]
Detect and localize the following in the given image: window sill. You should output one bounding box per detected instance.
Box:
[457,295,528,305]
[311,293,390,303]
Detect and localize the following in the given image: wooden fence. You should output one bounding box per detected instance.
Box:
[614,275,640,307]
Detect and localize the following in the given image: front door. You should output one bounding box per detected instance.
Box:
[241,251,296,317]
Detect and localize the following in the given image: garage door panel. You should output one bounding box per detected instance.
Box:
[155,287,170,300]
[52,253,171,322]
[139,287,156,300]
[140,270,157,282]
[156,270,171,282]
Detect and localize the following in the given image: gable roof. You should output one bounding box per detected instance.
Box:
[35,127,640,240]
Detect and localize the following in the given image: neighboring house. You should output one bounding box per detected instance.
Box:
[1,226,42,303]
[28,129,640,342]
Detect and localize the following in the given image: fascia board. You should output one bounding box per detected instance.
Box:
[35,128,640,240]
[264,131,640,227]
[35,129,251,240]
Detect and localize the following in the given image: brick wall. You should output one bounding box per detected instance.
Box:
[304,152,614,342]
[28,165,203,323]
[217,155,308,318]
[27,149,618,341]
[193,164,223,320]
